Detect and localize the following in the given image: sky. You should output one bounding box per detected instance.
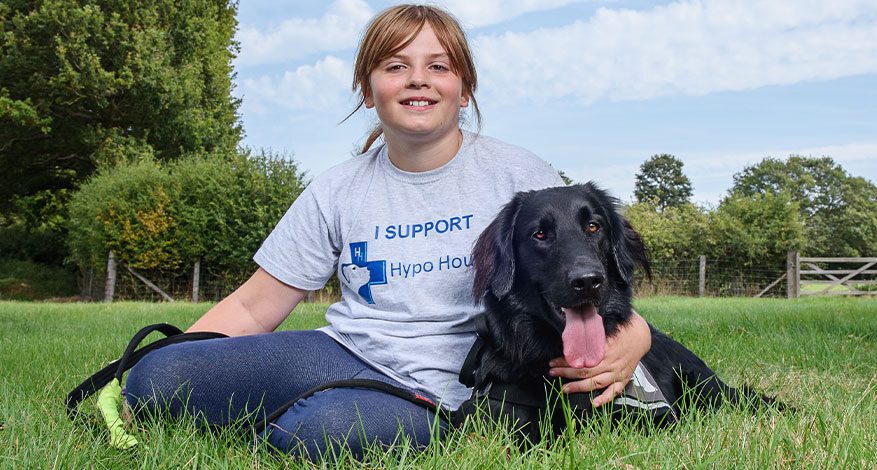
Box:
[232,0,877,205]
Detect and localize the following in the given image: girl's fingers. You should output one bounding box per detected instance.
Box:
[591,381,627,407]
[559,371,615,393]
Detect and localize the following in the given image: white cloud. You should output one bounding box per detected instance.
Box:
[240,56,352,113]
[432,0,588,28]
[236,0,372,66]
[472,0,877,104]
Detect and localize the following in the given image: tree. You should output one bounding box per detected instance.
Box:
[625,202,710,262]
[731,156,877,256]
[634,154,693,211]
[557,169,574,186]
[708,191,806,268]
[0,0,242,261]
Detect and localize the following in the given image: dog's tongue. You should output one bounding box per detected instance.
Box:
[562,305,605,368]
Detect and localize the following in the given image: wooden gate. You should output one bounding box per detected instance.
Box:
[787,251,877,297]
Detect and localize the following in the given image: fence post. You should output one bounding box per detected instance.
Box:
[104,251,117,303]
[698,255,706,297]
[192,259,200,303]
[787,251,800,299]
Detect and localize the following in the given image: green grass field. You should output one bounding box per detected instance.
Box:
[1,297,875,468]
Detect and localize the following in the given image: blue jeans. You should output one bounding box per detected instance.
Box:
[125,330,447,459]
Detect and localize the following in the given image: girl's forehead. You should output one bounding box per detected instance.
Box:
[391,24,447,55]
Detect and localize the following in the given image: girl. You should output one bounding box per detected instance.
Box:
[126,4,651,460]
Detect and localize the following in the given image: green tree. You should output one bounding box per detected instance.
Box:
[625,202,710,262]
[708,191,806,268]
[731,156,877,256]
[634,154,693,211]
[0,0,242,262]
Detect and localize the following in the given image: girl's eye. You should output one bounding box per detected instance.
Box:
[386,64,405,71]
[532,230,547,240]
[586,222,601,234]
[430,64,449,72]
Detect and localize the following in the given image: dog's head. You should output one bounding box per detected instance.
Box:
[472,182,650,368]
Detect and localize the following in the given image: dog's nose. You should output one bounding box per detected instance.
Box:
[569,272,604,294]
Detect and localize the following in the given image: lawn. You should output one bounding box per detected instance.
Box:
[1,297,875,468]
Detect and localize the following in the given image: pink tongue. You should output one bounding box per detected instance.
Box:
[562,305,606,368]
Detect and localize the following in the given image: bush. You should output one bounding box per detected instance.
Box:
[707,191,806,268]
[67,151,307,280]
[624,202,710,261]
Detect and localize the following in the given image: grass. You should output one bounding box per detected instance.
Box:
[1,297,875,468]
[0,258,77,301]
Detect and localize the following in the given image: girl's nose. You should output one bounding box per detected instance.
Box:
[407,67,430,88]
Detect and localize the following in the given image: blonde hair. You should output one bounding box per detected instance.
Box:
[345,4,482,153]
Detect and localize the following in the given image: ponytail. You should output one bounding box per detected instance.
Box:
[361,126,384,154]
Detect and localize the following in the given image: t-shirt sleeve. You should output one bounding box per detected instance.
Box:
[253,184,340,290]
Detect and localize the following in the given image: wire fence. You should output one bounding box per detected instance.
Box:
[79,255,791,303]
[635,258,788,298]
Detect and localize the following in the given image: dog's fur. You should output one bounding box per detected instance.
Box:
[460,183,779,441]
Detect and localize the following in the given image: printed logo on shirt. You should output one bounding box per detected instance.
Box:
[340,241,387,304]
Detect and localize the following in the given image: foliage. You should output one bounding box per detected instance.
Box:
[0,0,242,263]
[0,258,77,300]
[634,154,693,211]
[557,169,574,186]
[731,156,877,256]
[67,152,307,275]
[708,191,806,268]
[624,202,710,261]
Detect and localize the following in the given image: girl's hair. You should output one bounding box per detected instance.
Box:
[345,4,482,153]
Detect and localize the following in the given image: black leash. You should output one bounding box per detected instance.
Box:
[65,324,228,420]
[66,323,453,438]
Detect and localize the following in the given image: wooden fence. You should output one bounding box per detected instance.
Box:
[785,252,877,298]
[93,250,875,302]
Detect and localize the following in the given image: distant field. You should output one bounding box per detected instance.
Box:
[1,297,875,468]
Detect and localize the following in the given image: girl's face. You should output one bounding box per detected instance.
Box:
[365,25,469,146]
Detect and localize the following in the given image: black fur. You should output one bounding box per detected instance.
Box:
[461,183,781,441]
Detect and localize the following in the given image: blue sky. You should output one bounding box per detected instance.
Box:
[232,0,877,204]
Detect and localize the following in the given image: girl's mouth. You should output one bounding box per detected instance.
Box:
[401,99,437,108]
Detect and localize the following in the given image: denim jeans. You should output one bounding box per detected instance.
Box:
[125,330,446,459]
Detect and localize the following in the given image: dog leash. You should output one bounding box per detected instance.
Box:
[66,323,454,449]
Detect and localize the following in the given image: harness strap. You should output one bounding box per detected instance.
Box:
[65,323,227,419]
[252,378,447,435]
[458,313,490,388]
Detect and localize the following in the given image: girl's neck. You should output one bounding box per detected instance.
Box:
[383,129,463,173]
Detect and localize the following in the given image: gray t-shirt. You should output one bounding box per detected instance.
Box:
[254,131,563,408]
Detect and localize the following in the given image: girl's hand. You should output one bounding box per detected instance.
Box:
[548,311,651,407]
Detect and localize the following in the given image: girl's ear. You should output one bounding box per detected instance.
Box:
[460,93,469,108]
[364,94,375,109]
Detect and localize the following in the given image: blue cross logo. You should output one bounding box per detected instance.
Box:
[340,241,387,304]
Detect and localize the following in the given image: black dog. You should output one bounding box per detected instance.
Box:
[457,183,779,442]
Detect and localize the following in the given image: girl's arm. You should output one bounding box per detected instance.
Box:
[187,268,308,336]
[548,310,652,407]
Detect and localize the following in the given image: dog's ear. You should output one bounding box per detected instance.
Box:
[611,215,652,284]
[583,180,650,284]
[472,192,527,301]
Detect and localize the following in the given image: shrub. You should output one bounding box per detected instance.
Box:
[67,151,307,280]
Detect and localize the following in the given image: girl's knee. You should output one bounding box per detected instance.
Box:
[124,343,198,416]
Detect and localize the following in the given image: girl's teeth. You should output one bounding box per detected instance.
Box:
[407,100,430,106]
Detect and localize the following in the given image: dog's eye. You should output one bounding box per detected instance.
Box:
[586,222,601,234]
[532,230,547,240]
